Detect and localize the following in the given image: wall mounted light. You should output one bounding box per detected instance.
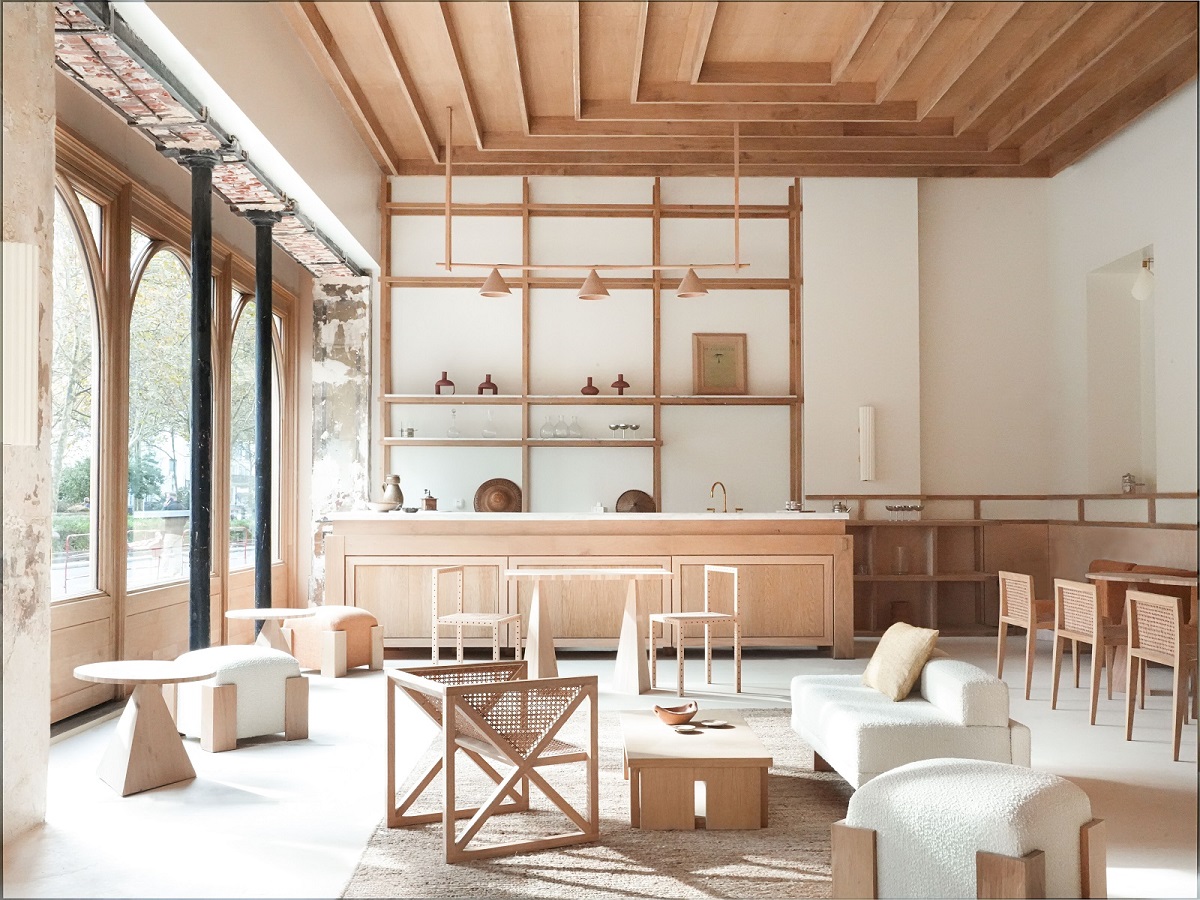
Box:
[858,405,876,482]
[479,267,511,298]
[2,242,39,447]
[1131,257,1154,302]
[577,269,610,301]
[676,267,709,299]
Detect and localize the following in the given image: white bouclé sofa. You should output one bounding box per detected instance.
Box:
[791,658,1031,789]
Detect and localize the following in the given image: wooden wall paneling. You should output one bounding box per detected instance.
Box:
[651,177,662,508]
[1047,522,1199,582]
[50,597,117,722]
[675,555,831,644]
[381,175,393,396]
[789,178,802,499]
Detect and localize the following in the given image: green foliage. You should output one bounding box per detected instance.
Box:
[57,458,91,510]
[128,449,164,503]
[52,515,91,553]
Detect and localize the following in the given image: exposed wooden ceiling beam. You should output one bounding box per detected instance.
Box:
[504,1,531,136]
[396,161,1049,177]
[367,1,439,163]
[1019,8,1197,163]
[442,147,1020,166]
[630,1,648,103]
[876,1,953,101]
[916,2,1023,120]
[953,2,1093,136]
[484,131,989,152]
[985,1,1164,150]
[571,1,582,120]
[682,2,719,84]
[636,81,877,105]
[437,1,483,150]
[530,116,959,138]
[1047,37,1198,174]
[696,61,832,86]
[580,99,918,123]
[283,2,400,175]
[831,2,886,84]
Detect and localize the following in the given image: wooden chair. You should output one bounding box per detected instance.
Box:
[432,565,521,664]
[1124,591,1199,761]
[386,660,599,863]
[1051,579,1126,725]
[649,564,741,697]
[996,571,1056,700]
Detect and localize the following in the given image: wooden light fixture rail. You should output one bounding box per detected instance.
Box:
[439,109,746,279]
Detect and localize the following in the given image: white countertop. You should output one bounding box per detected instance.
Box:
[328,511,848,521]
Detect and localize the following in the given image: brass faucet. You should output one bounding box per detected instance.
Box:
[709,481,727,513]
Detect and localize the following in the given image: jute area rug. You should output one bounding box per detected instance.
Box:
[343,709,852,899]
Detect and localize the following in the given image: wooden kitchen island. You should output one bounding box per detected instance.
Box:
[324,512,854,658]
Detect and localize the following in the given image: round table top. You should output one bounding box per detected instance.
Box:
[1147,574,1199,587]
[224,607,316,621]
[1085,571,1154,582]
[74,660,217,685]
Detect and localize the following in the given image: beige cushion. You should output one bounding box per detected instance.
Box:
[862,622,940,701]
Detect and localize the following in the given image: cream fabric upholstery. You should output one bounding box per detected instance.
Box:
[791,659,1030,788]
[846,758,1093,898]
[175,646,300,739]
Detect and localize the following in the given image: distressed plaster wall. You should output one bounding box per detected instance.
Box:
[2,1,55,841]
[309,277,370,604]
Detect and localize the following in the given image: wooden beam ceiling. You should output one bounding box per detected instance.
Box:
[285,0,1198,177]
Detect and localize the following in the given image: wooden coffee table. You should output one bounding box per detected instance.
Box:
[620,709,772,830]
[225,607,315,653]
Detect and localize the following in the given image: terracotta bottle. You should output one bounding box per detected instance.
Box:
[581,376,599,395]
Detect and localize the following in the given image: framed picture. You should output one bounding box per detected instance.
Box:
[692,332,747,395]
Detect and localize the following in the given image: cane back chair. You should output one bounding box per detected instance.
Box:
[386,659,599,862]
[1124,591,1198,761]
[996,571,1056,700]
[1051,579,1126,725]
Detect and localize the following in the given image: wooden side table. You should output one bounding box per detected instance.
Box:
[504,567,672,691]
[73,660,216,796]
[225,607,315,653]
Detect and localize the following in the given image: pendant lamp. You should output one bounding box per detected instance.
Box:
[578,269,609,301]
[479,267,512,298]
[676,268,708,298]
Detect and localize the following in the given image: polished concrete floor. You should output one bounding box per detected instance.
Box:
[3,637,1196,899]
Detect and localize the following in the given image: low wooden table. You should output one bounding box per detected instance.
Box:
[620,709,772,830]
[503,567,672,692]
[73,660,216,796]
[225,607,315,653]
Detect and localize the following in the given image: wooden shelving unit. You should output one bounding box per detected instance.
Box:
[847,520,992,636]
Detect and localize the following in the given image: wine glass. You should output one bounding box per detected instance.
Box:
[608,424,619,441]
[628,424,640,440]
[616,423,629,439]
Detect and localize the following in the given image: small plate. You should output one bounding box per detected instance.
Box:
[674,725,699,734]
[698,719,730,728]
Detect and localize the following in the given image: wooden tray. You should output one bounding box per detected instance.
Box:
[474,478,522,512]
[615,489,656,513]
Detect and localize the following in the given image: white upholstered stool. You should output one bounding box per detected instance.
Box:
[283,605,383,677]
[169,645,308,752]
[832,758,1106,899]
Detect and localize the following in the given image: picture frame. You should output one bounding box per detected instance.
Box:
[692,332,747,395]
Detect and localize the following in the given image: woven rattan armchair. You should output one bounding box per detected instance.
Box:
[386,659,599,862]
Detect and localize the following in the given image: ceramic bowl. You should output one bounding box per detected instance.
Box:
[366,501,396,512]
[653,701,699,726]
[402,506,419,513]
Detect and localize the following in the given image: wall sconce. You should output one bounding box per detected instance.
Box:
[479,267,511,298]
[858,405,876,482]
[3,242,39,447]
[1131,257,1154,302]
[578,269,610,301]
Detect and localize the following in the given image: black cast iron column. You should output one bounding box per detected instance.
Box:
[244,210,282,613]
[182,150,219,651]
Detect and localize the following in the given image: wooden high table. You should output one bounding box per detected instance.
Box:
[621,709,772,830]
[73,660,217,796]
[504,567,672,692]
[225,607,315,653]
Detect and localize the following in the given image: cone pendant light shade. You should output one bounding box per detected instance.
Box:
[676,267,708,298]
[578,269,609,300]
[480,267,512,298]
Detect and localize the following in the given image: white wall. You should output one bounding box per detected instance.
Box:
[917,179,1055,493]
[1048,83,1197,492]
[802,179,922,497]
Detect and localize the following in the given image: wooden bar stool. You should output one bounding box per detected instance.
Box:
[1050,579,1126,725]
[649,564,741,697]
[432,565,521,663]
[1125,590,1198,761]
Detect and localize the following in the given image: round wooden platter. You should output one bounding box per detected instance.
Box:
[474,478,522,512]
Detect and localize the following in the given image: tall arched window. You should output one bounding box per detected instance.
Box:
[50,189,100,600]
[127,248,192,589]
[229,297,282,568]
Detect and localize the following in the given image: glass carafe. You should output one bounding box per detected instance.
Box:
[554,415,569,438]
[447,409,461,438]
[568,416,582,438]
[539,416,555,439]
[481,409,498,438]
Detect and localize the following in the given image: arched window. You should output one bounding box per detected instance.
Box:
[127,248,192,589]
[229,297,282,568]
[50,189,100,600]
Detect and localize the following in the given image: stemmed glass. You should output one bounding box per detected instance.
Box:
[628,424,640,440]
[608,424,620,441]
[616,423,629,439]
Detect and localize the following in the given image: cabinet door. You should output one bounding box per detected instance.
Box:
[345,555,507,645]
[673,555,833,645]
